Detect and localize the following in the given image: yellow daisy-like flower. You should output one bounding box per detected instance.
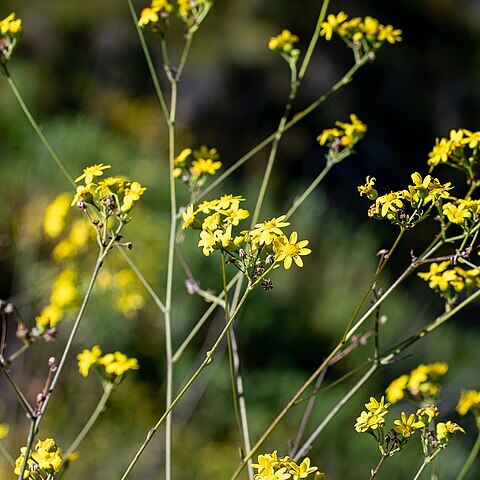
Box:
[358,176,378,200]
[74,163,111,185]
[378,24,402,43]
[428,138,452,167]
[461,129,480,149]
[288,457,318,479]
[138,7,159,27]
[182,204,196,229]
[251,215,290,246]
[386,374,409,403]
[78,346,102,377]
[393,412,424,438]
[98,351,139,376]
[457,390,480,416]
[317,128,342,146]
[436,421,465,441]
[0,13,22,35]
[443,202,472,225]
[274,231,311,270]
[190,158,222,176]
[268,29,299,53]
[417,261,450,282]
[320,11,348,41]
[174,147,192,166]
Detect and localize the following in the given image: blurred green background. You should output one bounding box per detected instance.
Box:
[1,0,480,478]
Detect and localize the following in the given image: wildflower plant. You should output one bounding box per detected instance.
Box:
[1,2,479,480]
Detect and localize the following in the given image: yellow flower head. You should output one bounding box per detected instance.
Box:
[138,7,160,27]
[190,158,222,176]
[436,421,465,441]
[320,11,348,41]
[251,215,290,246]
[0,13,22,36]
[358,176,378,200]
[98,351,139,376]
[386,374,409,403]
[43,193,71,238]
[74,163,111,185]
[268,29,299,53]
[15,438,62,478]
[457,390,480,416]
[77,345,102,377]
[393,412,424,438]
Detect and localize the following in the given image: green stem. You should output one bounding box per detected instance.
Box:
[120,285,253,480]
[17,419,36,480]
[285,162,333,219]
[298,0,330,80]
[126,0,169,121]
[456,427,480,480]
[413,458,430,480]
[176,33,193,80]
[2,64,75,188]
[294,363,378,460]
[172,273,241,362]
[0,365,34,417]
[370,454,388,480]
[63,382,114,458]
[118,249,166,314]
[7,343,30,363]
[0,440,14,466]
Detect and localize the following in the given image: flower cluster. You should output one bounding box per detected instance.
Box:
[138,0,213,31]
[268,30,299,55]
[183,196,311,285]
[0,12,22,63]
[359,172,452,228]
[457,389,480,418]
[320,12,402,55]
[72,164,146,252]
[77,345,139,379]
[174,146,222,194]
[252,451,323,480]
[386,362,448,404]
[428,128,480,177]
[355,395,464,459]
[317,114,367,163]
[14,438,62,479]
[418,261,480,304]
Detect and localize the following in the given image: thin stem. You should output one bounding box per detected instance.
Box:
[298,0,330,80]
[285,162,333,219]
[163,76,178,480]
[172,273,241,362]
[7,343,30,363]
[456,427,480,480]
[294,364,378,460]
[370,454,388,480]
[17,419,36,480]
[120,285,253,480]
[221,254,246,458]
[193,53,370,204]
[2,64,75,188]
[176,33,193,80]
[0,363,34,417]
[126,0,169,121]
[118,249,166,314]
[413,458,429,480]
[63,382,114,459]
[0,440,14,466]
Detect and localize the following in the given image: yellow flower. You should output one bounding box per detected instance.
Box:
[0,13,22,35]
[376,191,403,218]
[252,451,279,474]
[268,29,299,53]
[182,204,197,229]
[365,396,390,414]
[274,232,311,270]
[317,128,342,146]
[71,183,97,207]
[251,215,290,246]
[174,148,192,166]
[418,261,450,282]
[358,176,378,200]
[461,129,480,149]
[443,202,472,225]
[0,423,9,439]
[50,268,77,309]
[190,158,222,176]
[354,410,387,433]
[457,390,480,416]
[98,351,139,376]
[416,405,439,426]
[393,412,424,437]
[386,374,409,403]
[74,163,111,185]
[198,229,218,256]
[288,457,318,479]
[77,345,102,377]
[335,114,367,137]
[361,16,379,36]
[436,421,465,441]
[138,7,160,27]
[43,193,71,238]
[320,11,348,41]
[428,138,452,167]
[121,181,147,212]
[222,203,250,226]
[15,438,62,478]
[378,24,402,43]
